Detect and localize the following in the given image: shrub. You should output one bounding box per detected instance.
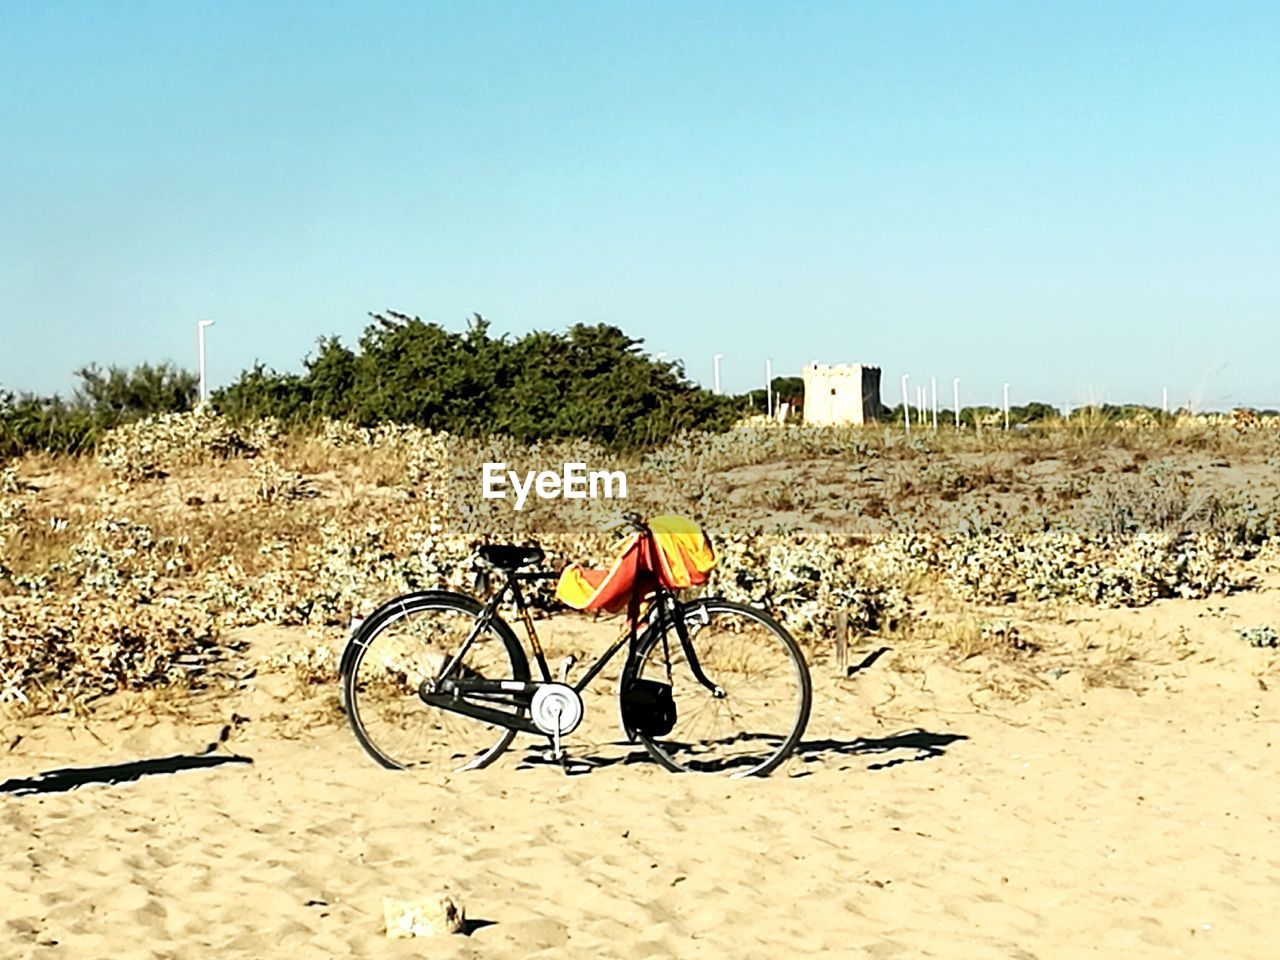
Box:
[0,594,218,714]
[212,313,742,450]
[1237,625,1278,648]
[0,363,198,458]
[96,408,280,480]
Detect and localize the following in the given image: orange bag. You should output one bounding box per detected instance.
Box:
[556,515,715,613]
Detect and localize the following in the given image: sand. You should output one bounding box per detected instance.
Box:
[3,576,1279,959]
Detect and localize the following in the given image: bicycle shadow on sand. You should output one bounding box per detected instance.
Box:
[794,729,969,771]
[0,752,253,796]
[515,728,967,776]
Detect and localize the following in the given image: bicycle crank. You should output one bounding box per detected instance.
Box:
[530,682,584,759]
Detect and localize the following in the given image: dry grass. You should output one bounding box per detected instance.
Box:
[4,412,1279,714]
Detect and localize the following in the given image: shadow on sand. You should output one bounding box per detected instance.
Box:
[516,745,652,775]
[0,753,253,796]
[515,727,967,776]
[796,729,969,770]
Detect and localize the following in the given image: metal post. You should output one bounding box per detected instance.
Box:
[953,377,960,428]
[1003,382,1010,430]
[197,319,215,405]
[931,377,938,431]
[901,374,911,435]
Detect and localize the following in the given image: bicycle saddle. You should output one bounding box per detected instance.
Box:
[476,543,545,570]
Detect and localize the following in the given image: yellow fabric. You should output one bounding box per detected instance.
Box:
[553,565,594,609]
[554,516,716,612]
[649,514,716,589]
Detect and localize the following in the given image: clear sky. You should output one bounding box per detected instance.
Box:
[2,2,1277,410]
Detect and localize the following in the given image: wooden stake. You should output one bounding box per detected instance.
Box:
[834,609,848,675]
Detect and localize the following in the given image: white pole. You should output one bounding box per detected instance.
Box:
[953,377,960,428]
[931,377,938,431]
[766,358,773,417]
[197,319,215,405]
[1162,386,1169,415]
[713,353,724,396]
[917,386,924,423]
[900,374,911,435]
[1003,382,1010,430]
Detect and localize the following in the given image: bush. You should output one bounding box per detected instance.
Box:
[96,408,278,480]
[0,392,100,457]
[73,362,198,419]
[1237,626,1278,648]
[0,363,198,458]
[213,312,742,450]
[0,594,219,714]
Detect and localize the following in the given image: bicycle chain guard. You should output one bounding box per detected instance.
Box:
[530,682,584,760]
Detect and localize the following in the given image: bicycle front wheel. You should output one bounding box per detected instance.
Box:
[342,592,529,772]
[626,598,811,777]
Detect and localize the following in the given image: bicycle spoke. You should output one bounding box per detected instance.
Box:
[344,594,525,772]
[631,600,811,777]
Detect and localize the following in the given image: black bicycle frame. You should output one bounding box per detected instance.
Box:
[421,532,725,737]
[439,568,654,691]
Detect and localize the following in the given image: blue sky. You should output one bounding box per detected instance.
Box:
[2,2,1277,409]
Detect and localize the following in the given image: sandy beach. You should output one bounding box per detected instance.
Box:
[7,3,1279,955]
[5,566,1278,960]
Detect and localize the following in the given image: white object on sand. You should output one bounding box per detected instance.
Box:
[382,894,465,938]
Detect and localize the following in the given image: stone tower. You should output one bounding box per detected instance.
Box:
[802,363,883,425]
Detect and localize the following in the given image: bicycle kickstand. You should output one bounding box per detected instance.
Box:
[549,732,574,775]
[547,731,600,776]
[550,725,565,766]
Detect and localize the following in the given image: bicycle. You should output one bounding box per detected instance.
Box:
[339,514,812,776]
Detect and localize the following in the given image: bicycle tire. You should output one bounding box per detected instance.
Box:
[623,598,811,777]
[341,591,529,772]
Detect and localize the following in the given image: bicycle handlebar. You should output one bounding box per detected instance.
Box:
[620,511,649,532]
[602,511,650,536]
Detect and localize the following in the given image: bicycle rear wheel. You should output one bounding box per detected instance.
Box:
[625,598,811,777]
[342,592,529,772]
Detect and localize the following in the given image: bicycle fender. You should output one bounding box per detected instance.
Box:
[338,589,481,679]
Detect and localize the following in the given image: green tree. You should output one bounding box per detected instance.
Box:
[73,362,198,421]
[744,375,805,415]
[211,310,742,449]
[211,363,310,423]
[1,363,199,457]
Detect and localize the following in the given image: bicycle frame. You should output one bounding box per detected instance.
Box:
[422,560,722,734]
[443,567,658,695]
